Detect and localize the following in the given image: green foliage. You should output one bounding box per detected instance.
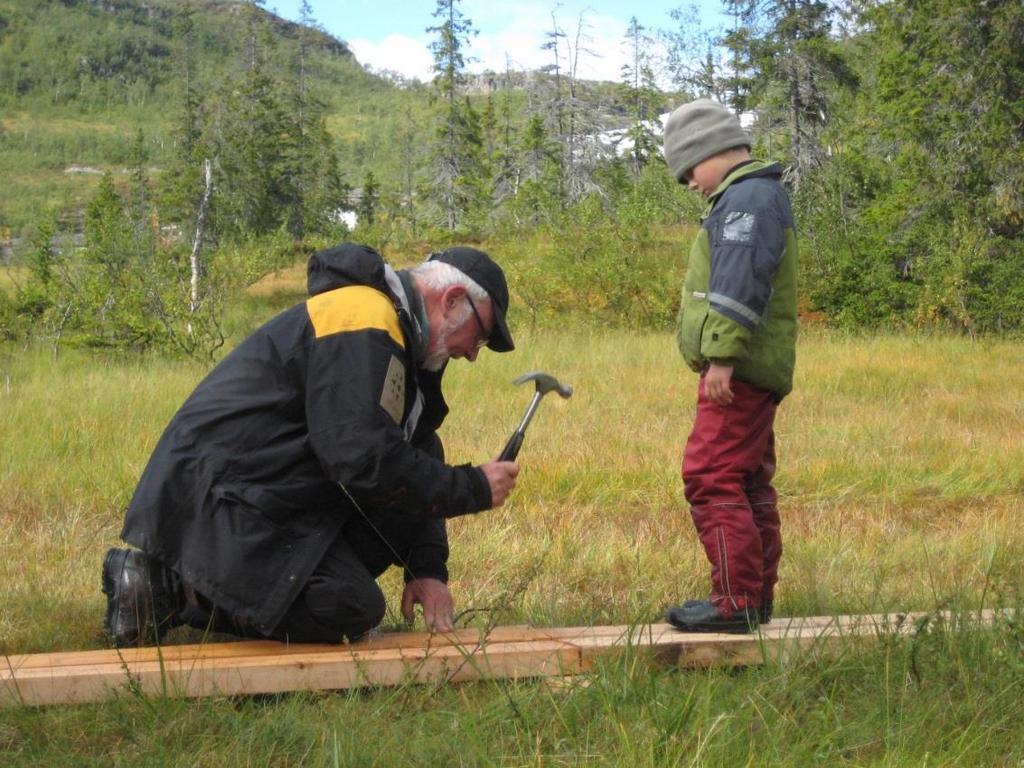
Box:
[211,229,305,291]
[0,0,171,109]
[0,291,15,340]
[7,210,70,339]
[504,173,694,331]
[797,0,1024,333]
[499,114,564,227]
[426,0,486,231]
[0,0,359,112]
[2,0,1024,338]
[211,25,294,236]
[620,17,663,179]
[732,0,858,188]
[356,170,379,226]
[0,0,374,236]
[7,173,226,356]
[157,0,205,231]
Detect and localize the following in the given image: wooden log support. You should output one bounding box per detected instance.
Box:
[0,611,999,708]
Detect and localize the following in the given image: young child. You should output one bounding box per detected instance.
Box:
[662,99,798,633]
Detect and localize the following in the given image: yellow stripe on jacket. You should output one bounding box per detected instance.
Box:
[306,286,405,347]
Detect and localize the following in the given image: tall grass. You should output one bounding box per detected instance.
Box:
[2,306,1024,763]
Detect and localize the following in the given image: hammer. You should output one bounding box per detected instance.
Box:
[498,371,573,462]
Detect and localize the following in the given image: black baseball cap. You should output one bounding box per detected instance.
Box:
[429,247,514,352]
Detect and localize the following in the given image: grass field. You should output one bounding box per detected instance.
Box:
[2,294,1024,764]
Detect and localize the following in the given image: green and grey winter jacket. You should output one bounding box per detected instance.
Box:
[676,160,798,399]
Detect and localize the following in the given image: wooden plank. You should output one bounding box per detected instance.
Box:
[0,611,1002,708]
[569,610,1002,669]
[2,611,960,672]
[0,625,547,671]
[0,639,583,707]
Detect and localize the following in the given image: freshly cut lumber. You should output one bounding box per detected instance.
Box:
[0,610,999,708]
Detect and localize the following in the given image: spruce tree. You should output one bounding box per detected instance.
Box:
[213,3,293,236]
[724,0,856,188]
[281,0,347,238]
[427,0,484,230]
[161,0,206,234]
[357,171,379,227]
[620,17,663,180]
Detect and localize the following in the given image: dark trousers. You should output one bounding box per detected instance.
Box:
[179,511,413,644]
[682,375,782,617]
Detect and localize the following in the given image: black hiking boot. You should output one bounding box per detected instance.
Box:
[674,598,773,624]
[665,599,760,634]
[102,548,182,647]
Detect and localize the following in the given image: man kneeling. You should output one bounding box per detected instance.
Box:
[103,243,519,645]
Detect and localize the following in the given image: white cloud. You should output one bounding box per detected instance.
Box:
[347,3,670,85]
[349,34,435,81]
[467,4,635,82]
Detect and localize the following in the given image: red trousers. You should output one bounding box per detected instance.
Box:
[682,375,782,616]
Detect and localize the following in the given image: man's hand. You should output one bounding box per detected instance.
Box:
[401,577,455,633]
[480,460,519,507]
[705,362,735,406]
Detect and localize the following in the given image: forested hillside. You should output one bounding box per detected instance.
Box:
[1,0,1023,355]
[0,0,395,232]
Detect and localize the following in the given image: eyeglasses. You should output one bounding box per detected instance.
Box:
[464,294,490,349]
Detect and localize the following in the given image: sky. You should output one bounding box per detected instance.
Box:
[266,0,727,83]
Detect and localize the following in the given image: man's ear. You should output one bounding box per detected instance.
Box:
[440,285,466,314]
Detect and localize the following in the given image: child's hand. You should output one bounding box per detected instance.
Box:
[705,362,734,406]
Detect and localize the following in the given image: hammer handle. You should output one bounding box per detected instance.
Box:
[498,431,524,462]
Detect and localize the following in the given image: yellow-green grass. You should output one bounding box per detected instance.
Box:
[3,327,1024,766]
[0,168,104,233]
[0,266,27,295]
[2,328,1023,655]
[244,262,311,297]
[1,112,129,136]
[0,110,171,230]
[324,113,371,143]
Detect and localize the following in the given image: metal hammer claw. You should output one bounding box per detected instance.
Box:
[498,371,573,462]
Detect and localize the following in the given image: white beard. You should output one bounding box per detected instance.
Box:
[422,342,450,372]
[422,303,471,371]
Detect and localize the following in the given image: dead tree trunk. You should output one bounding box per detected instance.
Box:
[188,158,213,337]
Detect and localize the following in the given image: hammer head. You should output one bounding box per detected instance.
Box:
[512,370,573,399]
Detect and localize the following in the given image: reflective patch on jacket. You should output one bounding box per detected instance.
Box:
[380,354,406,424]
[306,285,404,347]
[721,211,756,243]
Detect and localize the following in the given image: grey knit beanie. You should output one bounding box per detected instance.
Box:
[663,99,750,182]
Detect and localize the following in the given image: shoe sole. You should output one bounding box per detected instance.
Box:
[667,620,759,634]
[667,600,764,633]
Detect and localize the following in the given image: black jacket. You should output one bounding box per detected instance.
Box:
[122,243,491,634]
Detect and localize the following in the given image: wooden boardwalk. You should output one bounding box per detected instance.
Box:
[0,611,997,707]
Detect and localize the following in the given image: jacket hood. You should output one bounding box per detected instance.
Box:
[307,242,389,297]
